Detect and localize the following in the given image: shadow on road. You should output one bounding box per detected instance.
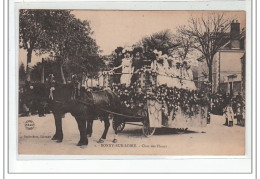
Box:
[154,128,198,136]
[117,127,199,137]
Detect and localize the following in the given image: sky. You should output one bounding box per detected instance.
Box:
[19,10,246,66]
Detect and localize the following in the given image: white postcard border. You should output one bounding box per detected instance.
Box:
[7,0,254,174]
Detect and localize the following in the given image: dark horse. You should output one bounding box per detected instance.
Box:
[48,83,123,146]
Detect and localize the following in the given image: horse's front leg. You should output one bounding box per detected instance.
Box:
[112,129,119,143]
[51,113,63,143]
[97,117,110,143]
[86,120,93,137]
[76,116,88,146]
[112,117,120,143]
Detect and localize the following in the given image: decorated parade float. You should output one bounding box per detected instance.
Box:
[95,48,210,137]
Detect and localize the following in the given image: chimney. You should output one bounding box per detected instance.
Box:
[230,20,240,49]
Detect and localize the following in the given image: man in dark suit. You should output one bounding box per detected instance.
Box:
[113,47,124,84]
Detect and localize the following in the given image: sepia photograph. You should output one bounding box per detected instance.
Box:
[18,10,246,155]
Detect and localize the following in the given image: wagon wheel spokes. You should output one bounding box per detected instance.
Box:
[112,119,125,133]
[142,119,156,137]
[116,122,125,132]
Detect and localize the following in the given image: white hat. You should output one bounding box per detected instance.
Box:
[153,49,158,54]
[153,50,162,57]
[122,47,133,54]
[167,56,174,61]
[161,54,168,59]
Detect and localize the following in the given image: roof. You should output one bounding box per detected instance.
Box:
[220,29,246,50]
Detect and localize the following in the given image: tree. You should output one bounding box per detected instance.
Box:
[19,10,57,64]
[19,63,26,81]
[141,29,178,55]
[180,13,232,90]
[43,11,103,81]
[31,58,64,82]
[173,27,195,61]
[20,10,103,83]
[19,10,73,82]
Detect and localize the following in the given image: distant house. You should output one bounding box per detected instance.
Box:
[197,20,246,97]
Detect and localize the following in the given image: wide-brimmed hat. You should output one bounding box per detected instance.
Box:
[161,54,168,60]
[133,47,143,54]
[115,47,124,54]
[153,49,162,57]
[122,47,133,54]
[167,56,174,61]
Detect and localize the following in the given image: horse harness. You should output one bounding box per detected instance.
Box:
[49,87,143,119]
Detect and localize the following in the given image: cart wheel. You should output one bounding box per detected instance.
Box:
[142,118,156,137]
[112,119,125,132]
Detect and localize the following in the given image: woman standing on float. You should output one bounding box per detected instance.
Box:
[151,50,169,86]
[167,57,181,88]
[181,61,196,90]
[112,47,134,87]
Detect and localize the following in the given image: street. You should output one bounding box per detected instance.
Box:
[18,113,245,155]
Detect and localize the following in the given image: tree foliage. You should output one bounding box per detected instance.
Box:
[19,10,50,63]
[19,10,104,82]
[141,29,177,55]
[31,58,65,82]
[173,27,195,61]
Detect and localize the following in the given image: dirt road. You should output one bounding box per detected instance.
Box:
[18,113,245,155]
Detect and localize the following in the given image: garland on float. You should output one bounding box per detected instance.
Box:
[111,82,210,118]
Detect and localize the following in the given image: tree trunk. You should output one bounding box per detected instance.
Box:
[41,58,45,83]
[61,65,66,84]
[25,48,33,82]
[208,65,213,93]
[27,48,33,64]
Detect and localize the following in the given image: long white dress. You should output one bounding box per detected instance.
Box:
[181,68,196,90]
[120,57,133,87]
[167,66,181,89]
[186,69,196,90]
[224,105,234,123]
[156,60,169,86]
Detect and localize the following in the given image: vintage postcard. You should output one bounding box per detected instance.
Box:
[18,10,246,156]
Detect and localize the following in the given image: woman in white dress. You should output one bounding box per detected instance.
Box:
[186,65,196,90]
[151,50,162,71]
[167,57,181,89]
[181,61,196,90]
[223,103,234,126]
[155,54,169,86]
[113,47,134,87]
[165,56,173,87]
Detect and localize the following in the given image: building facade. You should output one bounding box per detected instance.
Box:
[197,21,246,97]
